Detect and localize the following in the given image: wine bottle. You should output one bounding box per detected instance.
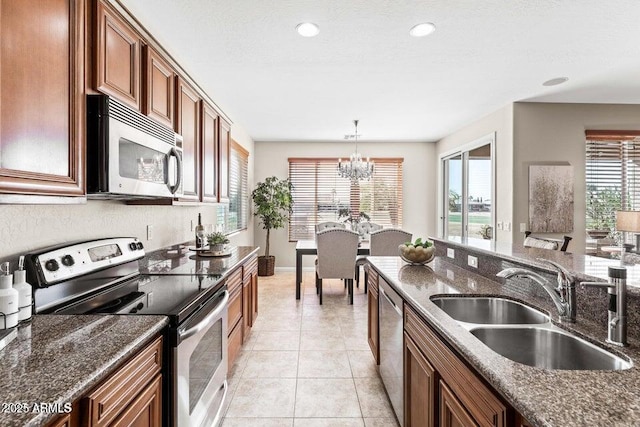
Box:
[195,213,204,249]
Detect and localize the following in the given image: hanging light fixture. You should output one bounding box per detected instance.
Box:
[337,120,374,182]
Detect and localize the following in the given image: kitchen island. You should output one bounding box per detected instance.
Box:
[368,250,640,427]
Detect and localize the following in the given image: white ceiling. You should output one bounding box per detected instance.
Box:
[120,0,640,142]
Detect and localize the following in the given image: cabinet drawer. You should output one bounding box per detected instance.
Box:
[227,266,243,294]
[110,374,162,427]
[228,283,243,331]
[367,267,378,293]
[83,336,162,427]
[243,256,258,281]
[404,306,507,427]
[228,320,243,371]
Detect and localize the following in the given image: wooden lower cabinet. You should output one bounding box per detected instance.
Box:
[110,374,162,427]
[367,267,379,364]
[404,305,508,427]
[227,253,259,369]
[45,336,163,427]
[440,380,478,427]
[404,333,435,427]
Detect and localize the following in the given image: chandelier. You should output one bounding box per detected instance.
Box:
[337,120,374,182]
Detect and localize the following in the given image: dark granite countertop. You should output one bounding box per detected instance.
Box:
[368,256,640,427]
[0,315,168,427]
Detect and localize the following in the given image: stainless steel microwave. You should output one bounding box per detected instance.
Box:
[87,95,183,199]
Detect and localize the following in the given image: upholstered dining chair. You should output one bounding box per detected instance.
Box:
[354,222,383,241]
[356,228,412,291]
[315,221,346,233]
[316,228,360,305]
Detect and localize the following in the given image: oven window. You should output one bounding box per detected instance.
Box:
[189,317,223,413]
[119,138,166,183]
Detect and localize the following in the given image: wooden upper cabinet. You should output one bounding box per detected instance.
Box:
[201,101,219,203]
[0,0,85,198]
[176,77,201,201]
[218,118,231,202]
[95,0,141,110]
[143,46,175,128]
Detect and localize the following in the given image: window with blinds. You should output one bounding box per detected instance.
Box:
[585,132,640,238]
[227,141,249,233]
[288,158,403,241]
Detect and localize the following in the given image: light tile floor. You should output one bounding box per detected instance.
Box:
[222,271,399,427]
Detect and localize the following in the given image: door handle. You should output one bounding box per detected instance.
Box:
[168,147,183,195]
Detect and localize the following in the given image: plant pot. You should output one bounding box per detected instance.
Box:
[258,255,275,276]
[210,243,225,252]
[587,229,610,239]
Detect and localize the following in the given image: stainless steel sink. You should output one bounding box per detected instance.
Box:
[470,327,632,371]
[431,296,549,325]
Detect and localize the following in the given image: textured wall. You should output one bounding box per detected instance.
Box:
[0,123,255,262]
[435,104,514,243]
[253,140,437,269]
[512,102,640,252]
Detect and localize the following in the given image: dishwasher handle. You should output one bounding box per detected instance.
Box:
[379,286,402,316]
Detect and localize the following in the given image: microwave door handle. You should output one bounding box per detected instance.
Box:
[179,290,229,341]
[168,147,182,194]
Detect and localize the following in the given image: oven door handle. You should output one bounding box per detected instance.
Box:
[178,290,229,341]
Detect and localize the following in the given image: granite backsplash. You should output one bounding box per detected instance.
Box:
[432,238,640,341]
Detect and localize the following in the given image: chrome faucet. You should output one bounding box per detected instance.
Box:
[497,258,576,322]
[580,267,628,347]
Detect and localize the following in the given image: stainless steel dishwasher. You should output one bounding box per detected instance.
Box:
[378,277,403,425]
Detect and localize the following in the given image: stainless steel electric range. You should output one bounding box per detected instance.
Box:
[24,237,231,427]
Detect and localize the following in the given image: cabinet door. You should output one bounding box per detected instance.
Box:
[367,279,379,364]
[440,380,478,427]
[250,270,259,324]
[201,102,219,203]
[404,333,436,427]
[143,46,174,128]
[111,374,162,427]
[227,320,243,371]
[0,0,85,197]
[95,0,140,110]
[175,77,201,201]
[218,118,231,202]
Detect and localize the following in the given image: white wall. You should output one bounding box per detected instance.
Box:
[512,102,640,252]
[0,123,254,260]
[253,141,437,269]
[435,104,514,242]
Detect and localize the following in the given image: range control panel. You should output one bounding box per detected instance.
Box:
[27,237,145,287]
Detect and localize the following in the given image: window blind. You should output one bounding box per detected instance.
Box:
[288,157,403,241]
[585,137,640,233]
[228,140,249,233]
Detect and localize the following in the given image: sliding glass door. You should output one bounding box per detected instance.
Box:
[442,137,494,243]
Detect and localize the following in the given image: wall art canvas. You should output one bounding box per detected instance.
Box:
[529,165,574,233]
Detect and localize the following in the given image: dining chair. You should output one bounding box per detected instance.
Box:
[315,228,359,304]
[315,221,346,233]
[356,228,412,291]
[354,222,383,241]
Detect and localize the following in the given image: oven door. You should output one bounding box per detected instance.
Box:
[108,116,183,197]
[174,288,228,427]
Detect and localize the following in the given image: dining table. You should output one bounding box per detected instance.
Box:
[295,239,370,299]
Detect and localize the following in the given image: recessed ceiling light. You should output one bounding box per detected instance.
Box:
[543,77,569,86]
[296,22,319,37]
[409,22,436,37]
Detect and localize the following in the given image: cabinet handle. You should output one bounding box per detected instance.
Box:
[168,147,183,194]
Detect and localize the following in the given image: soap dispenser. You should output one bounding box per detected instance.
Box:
[13,256,32,323]
[0,262,19,329]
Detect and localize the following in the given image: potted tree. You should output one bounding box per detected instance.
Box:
[252,176,293,276]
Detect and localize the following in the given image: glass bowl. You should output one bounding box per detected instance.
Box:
[398,244,435,265]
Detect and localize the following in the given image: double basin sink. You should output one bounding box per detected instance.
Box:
[431,296,632,371]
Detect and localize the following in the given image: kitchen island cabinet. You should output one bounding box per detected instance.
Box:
[0,0,85,200]
[367,255,640,427]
